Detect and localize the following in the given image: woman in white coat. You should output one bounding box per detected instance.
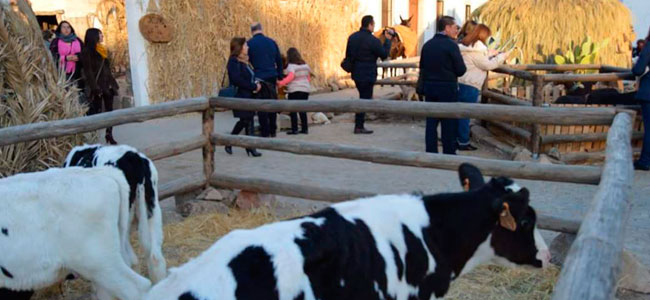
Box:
[457,24,510,151]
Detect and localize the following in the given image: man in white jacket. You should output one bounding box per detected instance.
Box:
[457,24,510,151]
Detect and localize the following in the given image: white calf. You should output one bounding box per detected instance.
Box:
[0,167,150,300]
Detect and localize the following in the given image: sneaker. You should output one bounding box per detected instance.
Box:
[354,128,374,134]
[458,144,478,151]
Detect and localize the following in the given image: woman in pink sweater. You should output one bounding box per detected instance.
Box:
[278,48,312,135]
[49,21,84,86]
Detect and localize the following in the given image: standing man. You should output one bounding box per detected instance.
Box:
[419,16,466,154]
[344,15,393,134]
[248,22,284,137]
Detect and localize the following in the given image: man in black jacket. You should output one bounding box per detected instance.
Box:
[248,22,284,137]
[344,15,393,134]
[419,16,466,154]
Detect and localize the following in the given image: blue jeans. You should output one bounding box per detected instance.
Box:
[638,102,650,167]
[424,82,459,154]
[457,84,480,145]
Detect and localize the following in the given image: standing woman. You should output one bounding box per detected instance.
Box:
[49,21,84,87]
[633,28,650,171]
[80,28,120,145]
[278,47,311,135]
[225,37,262,157]
[456,24,510,151]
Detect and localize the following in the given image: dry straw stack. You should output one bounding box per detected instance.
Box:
[474,0,635,67]
[0,0,90,177]
[147,0,361,103]
[94,0,130,73]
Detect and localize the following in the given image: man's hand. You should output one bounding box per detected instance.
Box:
[384,29,395,40]
[254,83,262,93]
[66,55,79,62]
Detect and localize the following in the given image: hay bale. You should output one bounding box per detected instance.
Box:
[0,0,91,177]
[474,0,635,67]
[146,0,361,103]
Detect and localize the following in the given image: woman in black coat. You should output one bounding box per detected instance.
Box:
[225,37,262,157]
[80,28,120,144]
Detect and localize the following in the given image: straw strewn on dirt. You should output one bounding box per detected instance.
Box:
[474,0,635,67]
[146,0,361,103]
[0,0,91,177]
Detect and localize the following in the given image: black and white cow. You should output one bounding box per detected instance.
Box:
[63,144,166,283]
[145,164,550,300]
[0,167,151,300]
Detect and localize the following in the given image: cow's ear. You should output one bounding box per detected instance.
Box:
[499,202,517,231]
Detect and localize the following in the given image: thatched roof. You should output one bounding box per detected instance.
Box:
[474,0,635,67]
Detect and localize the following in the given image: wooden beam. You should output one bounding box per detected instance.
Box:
[211,133,602,185]
[541,131,644,145]
[543,72,635,82]
[375,79,417,86]
[487,121,532,141]
[508,64,602,71]
[210,173,373,202]
[141,135,206,161]
[558,148,642,164]
[483,90,532,106]
[209,172,580,233]
[159,172,207,201]
[0,97,209,147]
[531,75,545,156]
[376,61,419,68]
[210,98,617,126]
[493,66,536,81]
[202,109,215,188]
[552,113,635,300]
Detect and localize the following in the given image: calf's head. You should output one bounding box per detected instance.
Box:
[486,177,551,269]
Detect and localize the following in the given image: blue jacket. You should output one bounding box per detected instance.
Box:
[345,29,391,83]
[227,57,256,118]
[419,34,467,84]
[247,33,284,81]
[633,45,650,102]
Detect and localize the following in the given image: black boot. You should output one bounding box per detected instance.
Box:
[105,127,117,145]
[246,149,262,157]
[225,146,233,155]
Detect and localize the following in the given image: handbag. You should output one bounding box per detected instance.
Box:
[340,57,354,73]
[218,68,238,98]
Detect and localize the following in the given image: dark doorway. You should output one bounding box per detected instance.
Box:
[36,15,58,31]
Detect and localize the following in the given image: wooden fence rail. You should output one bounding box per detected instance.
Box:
[0,97,209,147]
[211,133,602,185]
[210,98,618,126]
[552,113,635,300]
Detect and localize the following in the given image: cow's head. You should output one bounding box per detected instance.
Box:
[457,164,551,269]
[487,177,550,269]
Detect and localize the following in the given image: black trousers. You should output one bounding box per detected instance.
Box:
[424,82,459,155]
[258,80,278,137]
[288,92,309,132]
[231,117,254,136]
[354,81,374,129]
[87,92,113,116]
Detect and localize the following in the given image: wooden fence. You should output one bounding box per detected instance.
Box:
[0,95,635,298]
[377,61,642,160]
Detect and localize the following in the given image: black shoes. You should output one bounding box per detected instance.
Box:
[224,146,233,155]
[286,130,299,135]
[457,143,478,151]
[300,129,309,134]
[354,128,374,134]
[634,161,650,171]
[246,149,262,157]
[287,129,308,135]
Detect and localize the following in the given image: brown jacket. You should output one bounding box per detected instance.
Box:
[80,48,119,97]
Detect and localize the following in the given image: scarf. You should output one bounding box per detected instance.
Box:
[58,33,78,43]
[96,44,108,59]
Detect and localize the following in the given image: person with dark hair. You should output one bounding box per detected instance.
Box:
[49,21,84,85]
[278,47,312,135]
[456,24,511,151]
[42,29,55,49]
[225,37,262,157]
[632,26,650,171]
[343,15,392,134]
[247,22,284,138]
[80,28,120,145]
[419,16,466,154]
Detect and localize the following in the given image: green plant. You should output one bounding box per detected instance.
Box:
[486,30,523,65]
[553,36,609,65]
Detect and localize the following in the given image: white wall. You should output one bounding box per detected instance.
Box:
[358,0,383,30]
[622,0,650,40]
[125,0,149,106]
[30,0,101,18]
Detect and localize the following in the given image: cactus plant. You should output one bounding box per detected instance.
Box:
[554,37,609,66]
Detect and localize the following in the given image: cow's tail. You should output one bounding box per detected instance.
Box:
[110,168,137,268]
[138,162,167,283]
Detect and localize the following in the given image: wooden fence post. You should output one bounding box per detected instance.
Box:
[530,75,544,158]
[202,108,215,188]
